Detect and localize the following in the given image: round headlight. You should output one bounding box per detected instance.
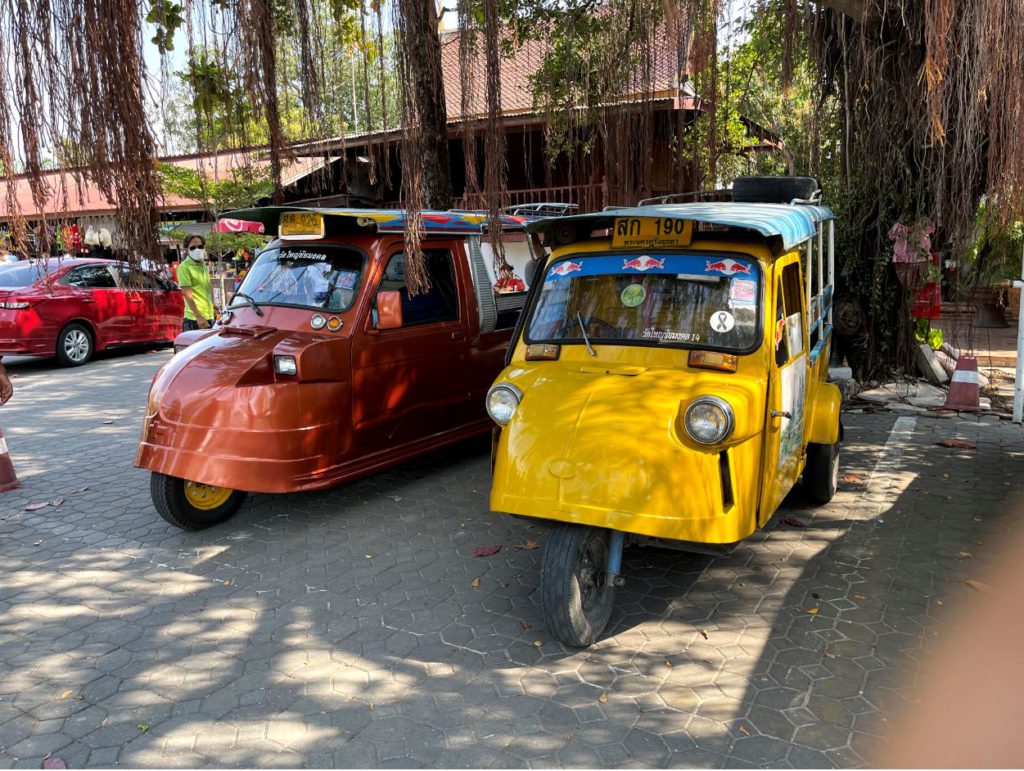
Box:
[310,314,327,330]
[684,396,734,445]
[486,383,522,426]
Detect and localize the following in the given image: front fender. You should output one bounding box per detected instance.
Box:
[807,380,842,445]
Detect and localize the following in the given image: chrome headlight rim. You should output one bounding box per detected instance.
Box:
[683,395,735,445]
[486,382,523,426]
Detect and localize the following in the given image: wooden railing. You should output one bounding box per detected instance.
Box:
[454,182,612,214]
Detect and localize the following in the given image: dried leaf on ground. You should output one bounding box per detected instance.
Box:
[42,757,66,769]
[738,724,751,736]
[50,497,64,507]
[852,593,866,601]
[699,629,709,640]
[807,607,820,615]
[60,690,74,699]
[779,516,806,528]
[470,578,481,588]
[473,545,502,557]
[936,439,976,450]
[532,640,542,647]
[964,579,995,595]
[33,540,42,546]
[824,651,836,659]
[959,551,974,559]
[137,723,149,732]
[24,502,50,511]
[664,659,673,667]
[598,691,608,704]
[514,539,540,550]
[842,474,864,483]
[520,620,531,630]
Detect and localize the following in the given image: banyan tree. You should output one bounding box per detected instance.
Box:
[0,0,1020,374]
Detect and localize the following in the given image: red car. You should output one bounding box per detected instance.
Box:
[0,258,184,366]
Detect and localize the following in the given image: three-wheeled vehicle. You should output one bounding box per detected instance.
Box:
[136,207,538,530]
[485,177,842,646]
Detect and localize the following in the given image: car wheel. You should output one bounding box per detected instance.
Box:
[56,323,93,366]
[804,440,840,505]
[540,524,617,647]
[150,472,248,531]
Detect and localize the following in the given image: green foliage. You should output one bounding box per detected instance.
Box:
[146,0,184,54]
[963,204,1024,285]
[157,162,274,217]
[914,319,943,350]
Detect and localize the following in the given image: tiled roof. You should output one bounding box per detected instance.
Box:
[441,22,688,121]
[0,149,325,221]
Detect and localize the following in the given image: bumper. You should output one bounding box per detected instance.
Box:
[135,413,350,494]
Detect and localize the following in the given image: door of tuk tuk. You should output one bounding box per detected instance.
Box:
[760,254,809,521]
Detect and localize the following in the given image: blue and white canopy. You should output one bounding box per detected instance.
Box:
[528,202,835,253]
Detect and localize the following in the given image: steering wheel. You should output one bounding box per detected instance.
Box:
[559,315,619,338]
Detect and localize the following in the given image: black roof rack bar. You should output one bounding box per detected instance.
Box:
[637,189,733,206]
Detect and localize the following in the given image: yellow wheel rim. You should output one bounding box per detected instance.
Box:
[183,481,233,511]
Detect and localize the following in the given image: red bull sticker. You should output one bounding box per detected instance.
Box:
[622,255,665,272]
[620,283,647,307]
[704,258,753,276]
[710,311,735,333]
[548,261,583,278]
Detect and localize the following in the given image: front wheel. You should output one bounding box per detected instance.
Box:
[540,524,617,647]
[151,472,248,530]
[803,440,840,505]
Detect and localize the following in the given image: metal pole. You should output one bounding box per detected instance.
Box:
[806,241,812,319]
[1013,239,1024,423]
[828,221,835,325]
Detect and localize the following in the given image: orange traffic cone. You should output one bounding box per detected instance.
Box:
[940,354,981,412]
[0,423,20,492]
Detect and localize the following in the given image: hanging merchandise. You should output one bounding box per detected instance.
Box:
[98,227,112,248]
[84,225,99,246]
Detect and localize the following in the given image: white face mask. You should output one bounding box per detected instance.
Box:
[188,247,206,262]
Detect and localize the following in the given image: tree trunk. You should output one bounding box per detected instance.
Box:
[398,0,453,209]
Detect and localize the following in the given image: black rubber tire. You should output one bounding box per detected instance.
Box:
[540,524,617,647]
[150,472,248,530]
[804,440,840,505]
[55,322,94,366]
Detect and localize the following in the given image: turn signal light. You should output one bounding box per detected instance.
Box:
[526,343,560,361]
[688,350,738,373]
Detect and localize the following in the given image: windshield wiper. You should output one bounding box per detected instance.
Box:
[230,292,265,316]
[576,312,597,357]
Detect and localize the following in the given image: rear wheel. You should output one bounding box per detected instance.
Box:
[150,472,248,530]
[804,440,840,505]
[56,323,93,366]
[540,524,616,647]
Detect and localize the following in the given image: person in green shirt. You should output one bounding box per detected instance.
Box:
[178,235,216,331]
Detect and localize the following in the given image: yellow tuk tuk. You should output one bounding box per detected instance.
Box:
[485,177,842,646]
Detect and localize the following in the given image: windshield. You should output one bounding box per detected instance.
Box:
[233,246,363,312]
[0,262,45,289]
[525,253,761,351]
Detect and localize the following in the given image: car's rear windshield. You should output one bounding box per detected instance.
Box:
[233,246,364,312]
[0,262,45,288]
[525,253,762,351]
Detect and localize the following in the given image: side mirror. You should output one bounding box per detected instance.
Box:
[376,290,403,329]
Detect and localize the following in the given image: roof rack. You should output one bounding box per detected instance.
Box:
[637,189,733,206]
[503,202,578,217]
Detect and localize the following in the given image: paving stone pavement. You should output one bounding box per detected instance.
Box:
[1,349,1023,768]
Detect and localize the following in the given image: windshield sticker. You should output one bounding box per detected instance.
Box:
[730,279,757,306]
[334,270,358,290]
[622,256,665,272]
[546,254,756,281]
[282,250,331,262]
[643,328,700,343]
[549,261,583,278]
[710,311,736,333]
[704,258,752,276]
[620,283,647,307]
